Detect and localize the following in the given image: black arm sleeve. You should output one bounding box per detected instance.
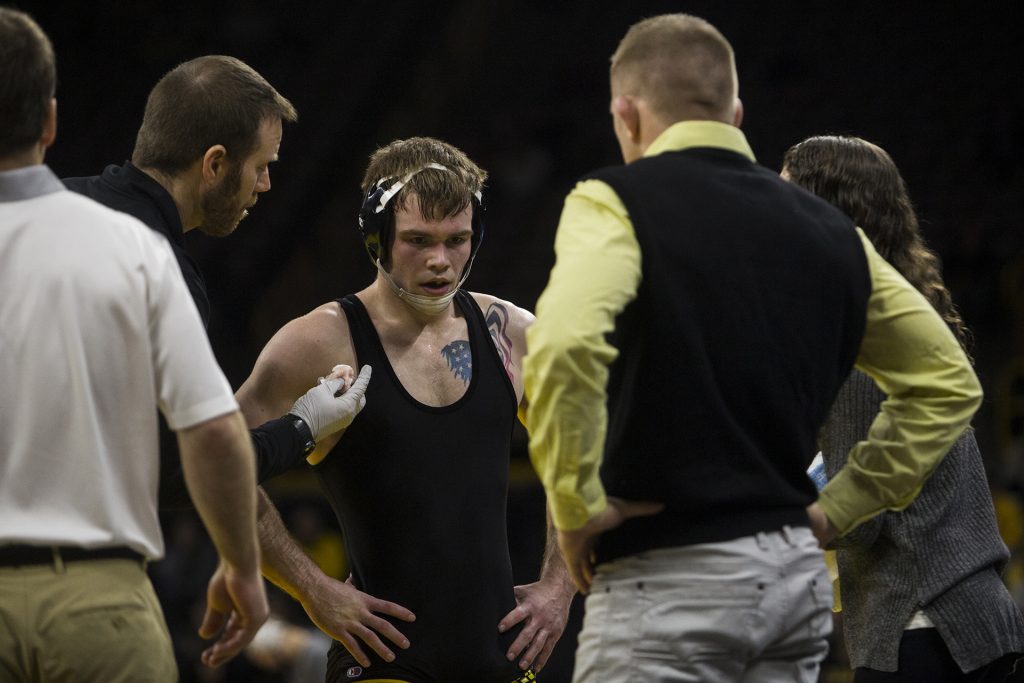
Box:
[249,415,309,483]
[156,414,308,512]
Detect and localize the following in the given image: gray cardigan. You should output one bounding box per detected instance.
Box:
[820,370,1024,672]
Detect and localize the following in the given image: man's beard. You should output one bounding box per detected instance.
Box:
[198,163,246,237]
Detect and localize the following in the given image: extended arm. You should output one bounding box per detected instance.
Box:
[157,350,368,512]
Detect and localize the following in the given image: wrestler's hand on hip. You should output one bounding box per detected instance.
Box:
[498,577,574,672]
[557,497,664,595]
[300,575,415,668]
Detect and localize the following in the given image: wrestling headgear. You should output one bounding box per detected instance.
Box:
[357,162,485,315]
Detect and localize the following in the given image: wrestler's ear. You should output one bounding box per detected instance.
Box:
[732,98,744,128]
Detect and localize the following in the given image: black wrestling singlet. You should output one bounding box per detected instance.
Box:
[319,291,524,683]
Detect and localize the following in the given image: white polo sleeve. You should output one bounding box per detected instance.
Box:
[140,230,239,430]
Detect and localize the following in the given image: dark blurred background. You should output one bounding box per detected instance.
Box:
[16,0,1024,680]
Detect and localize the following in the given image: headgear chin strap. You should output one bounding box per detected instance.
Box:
[357,162,485,316]
[375,258,474,316]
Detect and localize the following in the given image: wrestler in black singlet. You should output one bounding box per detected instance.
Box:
[319,290,534,683]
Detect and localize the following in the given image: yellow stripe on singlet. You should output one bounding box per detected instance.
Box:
[357,669,537,682]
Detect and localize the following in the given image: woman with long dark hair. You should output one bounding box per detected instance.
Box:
[783,135,1024,682]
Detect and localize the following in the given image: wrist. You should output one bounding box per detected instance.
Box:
[286,413,316,455]
[294,561,334,605]
[221,553,262,580]
[541,559,577,597]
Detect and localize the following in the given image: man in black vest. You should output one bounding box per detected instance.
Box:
[524,14,982,683]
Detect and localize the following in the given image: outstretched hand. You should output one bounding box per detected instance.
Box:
[299,575,415,668]
[557,497,664,595]
[198,562,269,668]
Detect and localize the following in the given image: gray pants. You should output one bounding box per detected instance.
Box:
[573,526,832,683]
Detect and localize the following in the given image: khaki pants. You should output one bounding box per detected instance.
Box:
[0,557,177,682]
[573,526,832,683]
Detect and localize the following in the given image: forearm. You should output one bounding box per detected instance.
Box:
[256,488,327,602]
[539,508,576,598]
[178,411,260,573]
[819,380,980,533]
[526,339,612,530]
[250,417,308,483]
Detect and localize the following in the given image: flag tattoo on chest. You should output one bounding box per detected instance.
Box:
[441,339,472,384]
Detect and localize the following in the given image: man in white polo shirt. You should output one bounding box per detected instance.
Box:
[0,7,273,680]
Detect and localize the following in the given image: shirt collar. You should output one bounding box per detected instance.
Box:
[107,161,186,245]
[644,120,756,162]
[0,164,64,202]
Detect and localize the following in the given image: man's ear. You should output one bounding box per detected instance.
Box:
[732,98,744,128]
[612,95,641,143]
[201,145,228,184]
[40,98,57,149]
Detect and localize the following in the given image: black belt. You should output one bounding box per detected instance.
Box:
[0,545,144,567]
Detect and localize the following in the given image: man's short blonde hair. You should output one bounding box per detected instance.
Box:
[611,14,737,123]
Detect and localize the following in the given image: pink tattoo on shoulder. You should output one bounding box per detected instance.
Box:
[484,303,514,384]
